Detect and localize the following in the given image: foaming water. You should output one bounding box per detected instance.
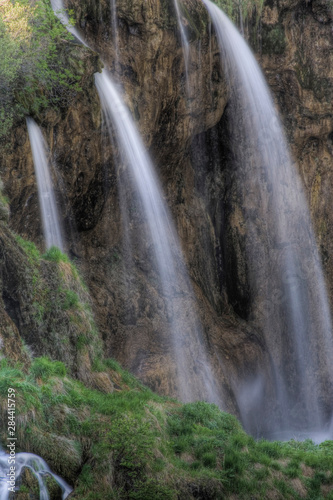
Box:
[203,0,333,440]
[0,448,72,499]
[95,70,220,403]
[26,118,64,251]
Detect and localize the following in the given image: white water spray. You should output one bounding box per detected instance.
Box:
[203,0,333,441]
[0,448,72,499]
[26,118,64,251]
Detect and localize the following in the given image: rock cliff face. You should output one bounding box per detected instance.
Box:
[255,0,333,300]
[0,0,332,425]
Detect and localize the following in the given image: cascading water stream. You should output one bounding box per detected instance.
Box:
[173,0,190,87]
[203,0,333,441]
[0,448,72,499]
[110,0,119,69]
[51,0,220,403]
[50,0,86,45]
[26,118,64,251]
[95,70,219,403]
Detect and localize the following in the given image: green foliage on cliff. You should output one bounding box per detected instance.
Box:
[14,235,103,372]
[0,358,332,499]
[0,0,82,139]
[213,0,264,28]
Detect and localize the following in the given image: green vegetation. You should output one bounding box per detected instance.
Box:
[0,0,83,139]
[262,23,286,55]
[42,245,70,263]
[15,235,40,263]
[14,235,103,373]
[0,358,332,499]
[213,0,264,28]
[30,356,67,380]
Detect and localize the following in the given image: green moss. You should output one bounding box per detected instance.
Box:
[15,235,40,263]
[76,334,90,351]
[213,0,264,27]
[10,233,103,375]
[295,54,331,101]
[262,24,286,55]
[61,289,80,310]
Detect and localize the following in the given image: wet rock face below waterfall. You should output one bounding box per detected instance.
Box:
[0,0,332,418]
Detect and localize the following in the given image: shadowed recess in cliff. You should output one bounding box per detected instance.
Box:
[203,0,333,442]
[95,69,222,404]
[0,447,72,499]
[26,118,64,252]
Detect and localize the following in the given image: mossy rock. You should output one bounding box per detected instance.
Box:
[0,203,9,223]
[261,23,286,55]
[14,466,39,499]
[44,473,63,500]
[22,428,82,484]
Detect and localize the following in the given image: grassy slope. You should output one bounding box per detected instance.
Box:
[0,229,331,499]
[0,358,332,500]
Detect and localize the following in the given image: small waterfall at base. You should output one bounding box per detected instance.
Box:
[203,0,333,442]
[0,448,72,499]
[26,118,64,251]
[95,69,220,404]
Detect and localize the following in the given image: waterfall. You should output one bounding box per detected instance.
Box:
[51,0,220,403]
[203,0,333,441]
[95,70,219,403]
[26,118,64,251]
[110,0,119,69]
[50,0,86,45]
[173,0,190,84]
[0,448,72,499]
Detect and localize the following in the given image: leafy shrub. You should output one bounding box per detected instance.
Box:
[0,0,83,138]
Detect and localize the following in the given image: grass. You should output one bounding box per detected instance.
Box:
[0,358,332,498]
[13,234,104,374]
[16,235,40,263]
[42,246,70,263]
